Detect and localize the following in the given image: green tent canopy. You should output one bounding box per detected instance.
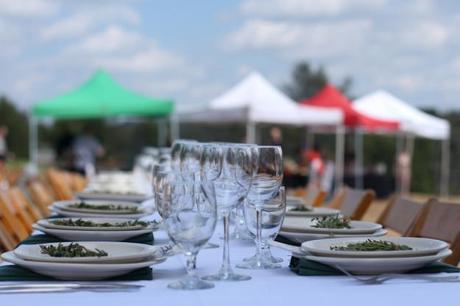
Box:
[32,70,174,119]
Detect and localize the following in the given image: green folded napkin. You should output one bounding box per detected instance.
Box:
[18,233,154,246]
[289,256,460,276]
[0,265,153,281]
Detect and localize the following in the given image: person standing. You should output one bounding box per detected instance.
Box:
[0,126,8,169]
[72,127,105,176]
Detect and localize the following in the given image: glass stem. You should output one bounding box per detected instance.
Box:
[185,252,197,279]
[221,211,232,276]
[256,207,262,262]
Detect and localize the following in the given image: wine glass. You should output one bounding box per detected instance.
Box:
[238,186,286,269]
[238,145,283,269]
[201,143,256,281]
[161,175,218,290]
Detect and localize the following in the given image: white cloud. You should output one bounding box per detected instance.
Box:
[40,5,140,41]
[71,25,145,54]
[226,19,372,58]
[398,22,448,49]
[241,0,387,16]
[0,0,59,17]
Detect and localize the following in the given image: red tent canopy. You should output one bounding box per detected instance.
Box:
[300,84,399,131]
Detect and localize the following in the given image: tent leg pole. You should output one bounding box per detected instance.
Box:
[440,138,450,198]
[335,126,345,191]
[354,129,363,189]
[170,115,179,142]
[246,122,256,144]
[395,133,403,193]
[29,116,38,165]
[157,119,166,147]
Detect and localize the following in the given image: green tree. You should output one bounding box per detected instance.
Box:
[0,96,29,159]
[284,61,353,101]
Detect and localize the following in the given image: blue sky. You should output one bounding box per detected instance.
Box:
[1,0,460,111]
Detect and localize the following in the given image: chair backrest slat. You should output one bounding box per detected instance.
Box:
[331,187,374,220]
[46,169,74,200]
[377,196,425,235]
[0,192,30,242]
[304,185,327,207]
[9,187,43,222]
[408,199,460,265]
[28,180,54,216]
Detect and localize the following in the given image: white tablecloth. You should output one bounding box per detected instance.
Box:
[2,229,460,306]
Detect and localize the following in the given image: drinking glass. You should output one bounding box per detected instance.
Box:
[161,176,218,290]
[238,186,286,269]
[238,145,283,269]
[201,143,255,281]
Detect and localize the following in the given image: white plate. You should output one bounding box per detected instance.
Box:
[37,218,155,231]
[76,192,152,203]
[286,196,305,207]
[1,251,165,280]
[285,207,340,217]
[302,237,449,258]
[50,206,151,219]
[278,229,388,245]
[33,224,153,242]
[14,242,158,263]
[283,218,382,235]
[52,200,142,215]
[303,248,452,275]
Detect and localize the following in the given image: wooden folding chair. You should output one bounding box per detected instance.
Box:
[329,187,374,220]
[377,195,425,236]
[9,187,43,222]
[46,169,74,200]
[28,180,55,216]
[69,173,87,192]
[408,199,460,265]
[0,191,30,243]
[0,218,16,251]
[304,185,327,207]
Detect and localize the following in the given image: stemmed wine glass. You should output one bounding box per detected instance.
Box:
[237,145,283,269]
[201,143,256,281]
[239,186,286,269]
[160,174,218,290]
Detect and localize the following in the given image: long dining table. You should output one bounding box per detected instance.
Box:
[1,225,460,306]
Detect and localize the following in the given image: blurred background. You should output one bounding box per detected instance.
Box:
[0,0,459,196]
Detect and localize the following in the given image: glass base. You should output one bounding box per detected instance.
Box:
[168,276,214,290]
[202,269,251,281]
[243,253,283,264]
[237,255,281,270]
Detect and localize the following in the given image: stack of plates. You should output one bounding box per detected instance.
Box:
[33,217,158,241]
[50,200,152,219]
[299,237,451,274]
[279,217,387,244]
[1,242,166,280]
[285,207,340,217]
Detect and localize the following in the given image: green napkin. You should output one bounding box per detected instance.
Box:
[289,256,460,276]
[18,233,154,246]
[0,265,153,281]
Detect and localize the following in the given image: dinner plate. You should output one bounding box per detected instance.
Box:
[53,200,142,214]
[1,251,166,280]
[50,206,151,219]
[302,237,449,258]
[278,229,388,244]
[76,192,152,203]
[14,242,159,263]
[37,218,156,231]
[282,218,382,235]
[285,207,340,217]
[33,224,153,242]
[286,196,306,207]
[303,248,452,275]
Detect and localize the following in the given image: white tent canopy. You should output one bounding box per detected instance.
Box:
[179,72,343,126]
[353,90,450,140]
[353,90,450,196]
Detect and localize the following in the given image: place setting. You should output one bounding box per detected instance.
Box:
[272,236,458,283]
[278,215,387,245]
[1,241,167,281]
[50,200,153,219]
